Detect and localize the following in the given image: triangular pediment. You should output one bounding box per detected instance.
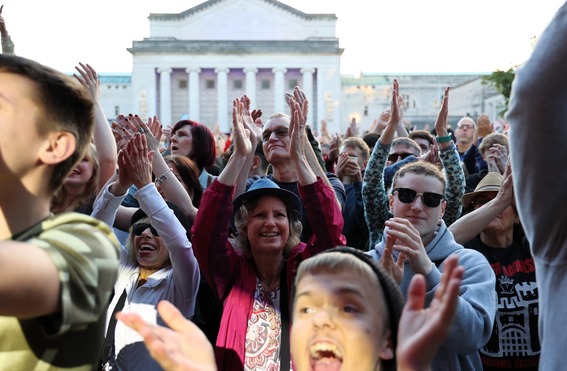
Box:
[148,0,337,41]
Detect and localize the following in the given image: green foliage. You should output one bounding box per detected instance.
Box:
[482,68,515,116]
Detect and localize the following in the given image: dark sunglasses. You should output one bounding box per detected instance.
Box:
[393,188,444,208]
[132,223,159,237]
[387,152,413,163]
[262,128,289,142]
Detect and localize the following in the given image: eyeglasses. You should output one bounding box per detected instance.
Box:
[458,124,473,130]
[132,223,159,237]
[393,188,444,208]
[387,152,413,163]
[262,128,289,142]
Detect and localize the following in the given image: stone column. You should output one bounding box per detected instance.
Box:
[316,68,326,132]
[244,67,258,105]
[158,68,173,126]
[215,68,230,132]
[272,67,287,114]
[301,68,315,126]
[186,68,201,122]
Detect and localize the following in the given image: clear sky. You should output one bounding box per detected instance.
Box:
[1,0,564,74]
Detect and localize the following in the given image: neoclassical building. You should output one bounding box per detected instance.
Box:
[127,0,343,133]
[98,0,505,134]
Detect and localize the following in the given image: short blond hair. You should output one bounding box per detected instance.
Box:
[393,161,446,194]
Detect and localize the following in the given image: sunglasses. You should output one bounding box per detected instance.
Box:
[262,128,289,142]
[387,152,413,163]
[132,223,159,237]
[393,188,444,208]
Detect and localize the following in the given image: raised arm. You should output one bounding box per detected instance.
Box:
[0,5,15,55]
[128,114,198,222]
[90,140,135,229]
[191,98,253,300]
[73,63,117,191]
[233,95,261,198]
[363,80,402,247]
[449,164,514,244]
[287,87,335,188]
[435,87,465,225]
[124,135,199,307]
[288,97,317,186]
[219,98,253,186]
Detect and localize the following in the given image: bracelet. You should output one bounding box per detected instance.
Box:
[436,135,453,143]
[154,168,173,185]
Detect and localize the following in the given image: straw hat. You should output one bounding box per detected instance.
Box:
[461,172,503,207]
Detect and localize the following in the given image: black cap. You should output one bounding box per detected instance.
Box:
[130,201,190,233]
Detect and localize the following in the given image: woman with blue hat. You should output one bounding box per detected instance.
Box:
[191,97,346,370]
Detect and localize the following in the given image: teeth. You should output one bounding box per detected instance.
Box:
[139,244,157,251]
[309,343,343,360]
[261,233,278,237]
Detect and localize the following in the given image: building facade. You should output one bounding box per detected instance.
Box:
[127,0,343,134]
[98,0,506,134]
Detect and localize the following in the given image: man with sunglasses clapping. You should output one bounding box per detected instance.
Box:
[365,80,495,371]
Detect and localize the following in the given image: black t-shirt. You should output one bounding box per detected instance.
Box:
[465,225,540,370]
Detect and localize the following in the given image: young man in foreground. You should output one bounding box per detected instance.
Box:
[0,54,119,369]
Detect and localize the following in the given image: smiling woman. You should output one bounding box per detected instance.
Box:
[191,97,346,370]
[90,134,200,371]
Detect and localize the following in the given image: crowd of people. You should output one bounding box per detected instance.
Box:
[2,2,566,370]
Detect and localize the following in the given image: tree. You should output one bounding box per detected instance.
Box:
[482,68,515,116]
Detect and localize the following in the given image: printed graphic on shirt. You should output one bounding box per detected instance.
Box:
[480,257,540,370]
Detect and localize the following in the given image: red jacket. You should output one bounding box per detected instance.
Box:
[192,178,346,369]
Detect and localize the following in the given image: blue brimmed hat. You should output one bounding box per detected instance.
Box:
[233,178,302,217]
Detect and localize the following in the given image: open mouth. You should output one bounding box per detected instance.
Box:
[309,343,343,371]
[139,244,157,252]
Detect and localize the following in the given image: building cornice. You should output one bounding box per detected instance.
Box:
[128,39,343,55]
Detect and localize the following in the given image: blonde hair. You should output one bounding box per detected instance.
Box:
[51,143,99,213]
[341,137,370,162]
[393,161,446,194]
[478,133,508,156]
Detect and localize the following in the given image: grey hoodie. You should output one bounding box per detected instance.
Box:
[367,220,496,371]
